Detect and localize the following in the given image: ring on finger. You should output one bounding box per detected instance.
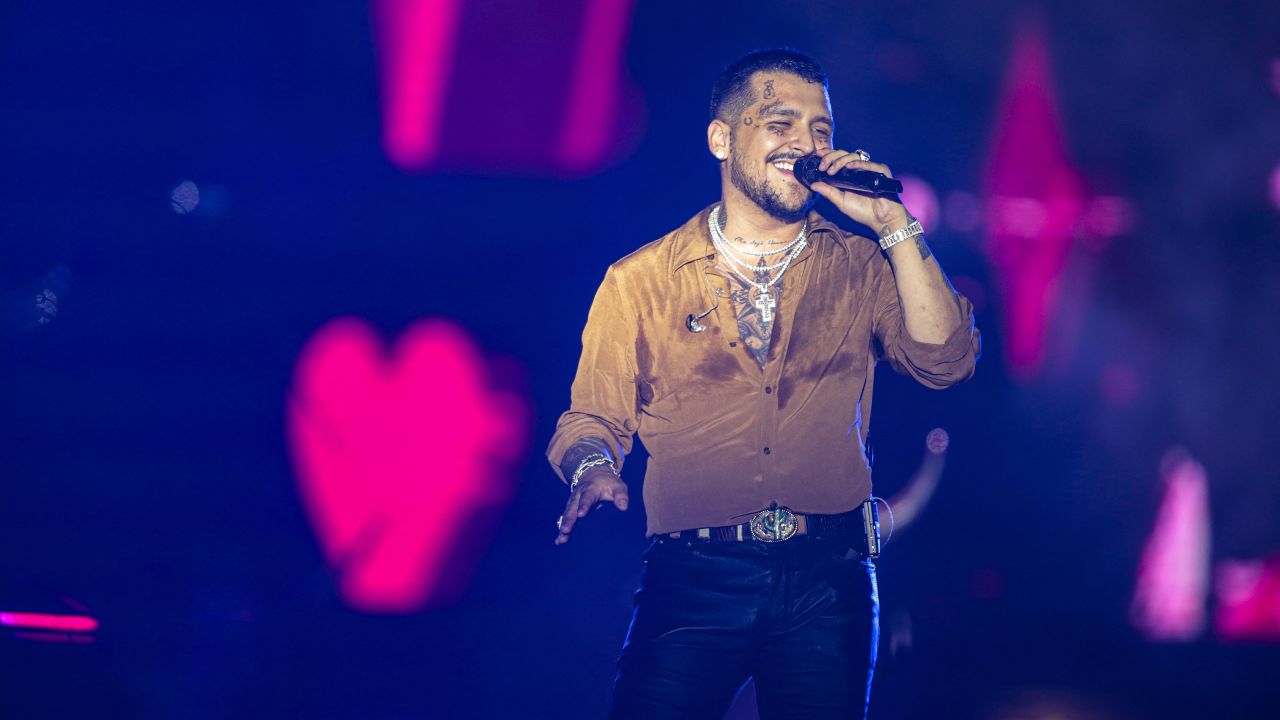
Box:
[557,515,565,530]
[854,148,871,162]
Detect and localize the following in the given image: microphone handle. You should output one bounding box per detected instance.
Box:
[793,155,903,195]
[822,169,903,195]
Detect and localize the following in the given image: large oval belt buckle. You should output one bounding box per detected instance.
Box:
[749,507,798,542]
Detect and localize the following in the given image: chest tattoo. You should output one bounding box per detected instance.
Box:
[723,256,782,369]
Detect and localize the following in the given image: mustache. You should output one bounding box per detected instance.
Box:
[766,153,808,163]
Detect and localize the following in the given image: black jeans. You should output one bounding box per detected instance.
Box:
[610,535,879,720]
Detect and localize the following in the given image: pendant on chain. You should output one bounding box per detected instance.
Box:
[753,287,777,324]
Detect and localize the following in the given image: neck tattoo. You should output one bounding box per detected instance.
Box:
[709,205,806,324]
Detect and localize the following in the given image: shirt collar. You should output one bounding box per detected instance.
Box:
[669,202,848,275]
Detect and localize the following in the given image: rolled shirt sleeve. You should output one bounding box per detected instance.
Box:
[546,266,641,483]
[872,259,981,389]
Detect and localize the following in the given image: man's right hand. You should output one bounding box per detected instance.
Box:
[555,467,629,545]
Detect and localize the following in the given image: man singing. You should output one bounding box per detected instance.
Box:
[548,48,980,719]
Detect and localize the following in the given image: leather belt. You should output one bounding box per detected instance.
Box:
[668,506,863,543]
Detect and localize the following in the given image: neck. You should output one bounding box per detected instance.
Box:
[718,184,806,246]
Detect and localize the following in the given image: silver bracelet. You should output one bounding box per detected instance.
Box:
[878,220,923,251]
[570,454,615,491]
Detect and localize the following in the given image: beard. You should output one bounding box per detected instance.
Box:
[729,153,813,223]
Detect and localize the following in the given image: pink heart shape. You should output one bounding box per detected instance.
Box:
[286,317,526,613]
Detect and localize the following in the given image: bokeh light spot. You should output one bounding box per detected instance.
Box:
[898,174,939,232]
[170,180,199,214]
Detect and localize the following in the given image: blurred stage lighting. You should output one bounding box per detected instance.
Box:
[887,428,951,533]
[0,611,98,633]
[1079,196,1137,243]
[372,0,637,175]
[169,180,229,217]
[1131,449,1210,642]
[898,175,939,232]
[1,611,99,644]
[985,17,1087,381]
[169,180,199,214]
[1216,557,1280,642]
[286,317,528,614]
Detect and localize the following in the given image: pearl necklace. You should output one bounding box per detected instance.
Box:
[709,206,808,275]
[708,205,807,323]
[710,206,808,257]
[709,206,807,273]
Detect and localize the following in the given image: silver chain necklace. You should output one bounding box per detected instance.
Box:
[711,206,807,258]
[709,206,807,273]
[708,205,807,323]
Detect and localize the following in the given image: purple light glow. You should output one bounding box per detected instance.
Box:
[1130,449,1210,642]
[372,0,636,175]
[1270,163,1280,212]
[984,17,1086,380]
[556,0,637,172]
[1216,557,1280,642]
[898,175,939,232]
[1100,362,1139,407]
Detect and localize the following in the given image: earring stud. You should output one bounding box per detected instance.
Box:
[715,149,727,160]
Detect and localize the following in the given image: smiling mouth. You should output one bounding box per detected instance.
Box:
[771,158,809,184]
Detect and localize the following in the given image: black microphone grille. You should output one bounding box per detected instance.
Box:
[792,154,823,187]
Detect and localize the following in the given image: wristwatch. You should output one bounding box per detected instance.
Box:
[878,220,923,251]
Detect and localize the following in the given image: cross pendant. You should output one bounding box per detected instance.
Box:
[753,288,776,324]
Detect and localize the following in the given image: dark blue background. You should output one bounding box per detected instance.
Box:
[2,1,1278,718]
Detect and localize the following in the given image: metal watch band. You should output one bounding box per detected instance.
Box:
[878,220,923,251]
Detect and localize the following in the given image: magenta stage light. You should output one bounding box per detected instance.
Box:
[286,317,528,614]
[371,0,464,171]
[371,0,637,175]
[0,611,100,633]
[983,16,1086,381]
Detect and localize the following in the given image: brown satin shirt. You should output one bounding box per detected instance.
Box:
[547,204,981,536]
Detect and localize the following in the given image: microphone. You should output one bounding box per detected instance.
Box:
[792,155,903,195]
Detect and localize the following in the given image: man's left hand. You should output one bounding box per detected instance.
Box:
[808,147,914,240]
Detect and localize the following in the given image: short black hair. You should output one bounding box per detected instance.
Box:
[709,48,828,124]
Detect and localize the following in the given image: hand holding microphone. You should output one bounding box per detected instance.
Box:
[800,148,915,240]
[792,151,902,195]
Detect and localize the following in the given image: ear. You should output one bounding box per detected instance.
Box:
[707,119,731,161]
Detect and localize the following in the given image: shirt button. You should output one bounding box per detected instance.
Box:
[763,447,771,455]
[764,386,773,394]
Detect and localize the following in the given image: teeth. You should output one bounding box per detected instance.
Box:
[772,161,794,172]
